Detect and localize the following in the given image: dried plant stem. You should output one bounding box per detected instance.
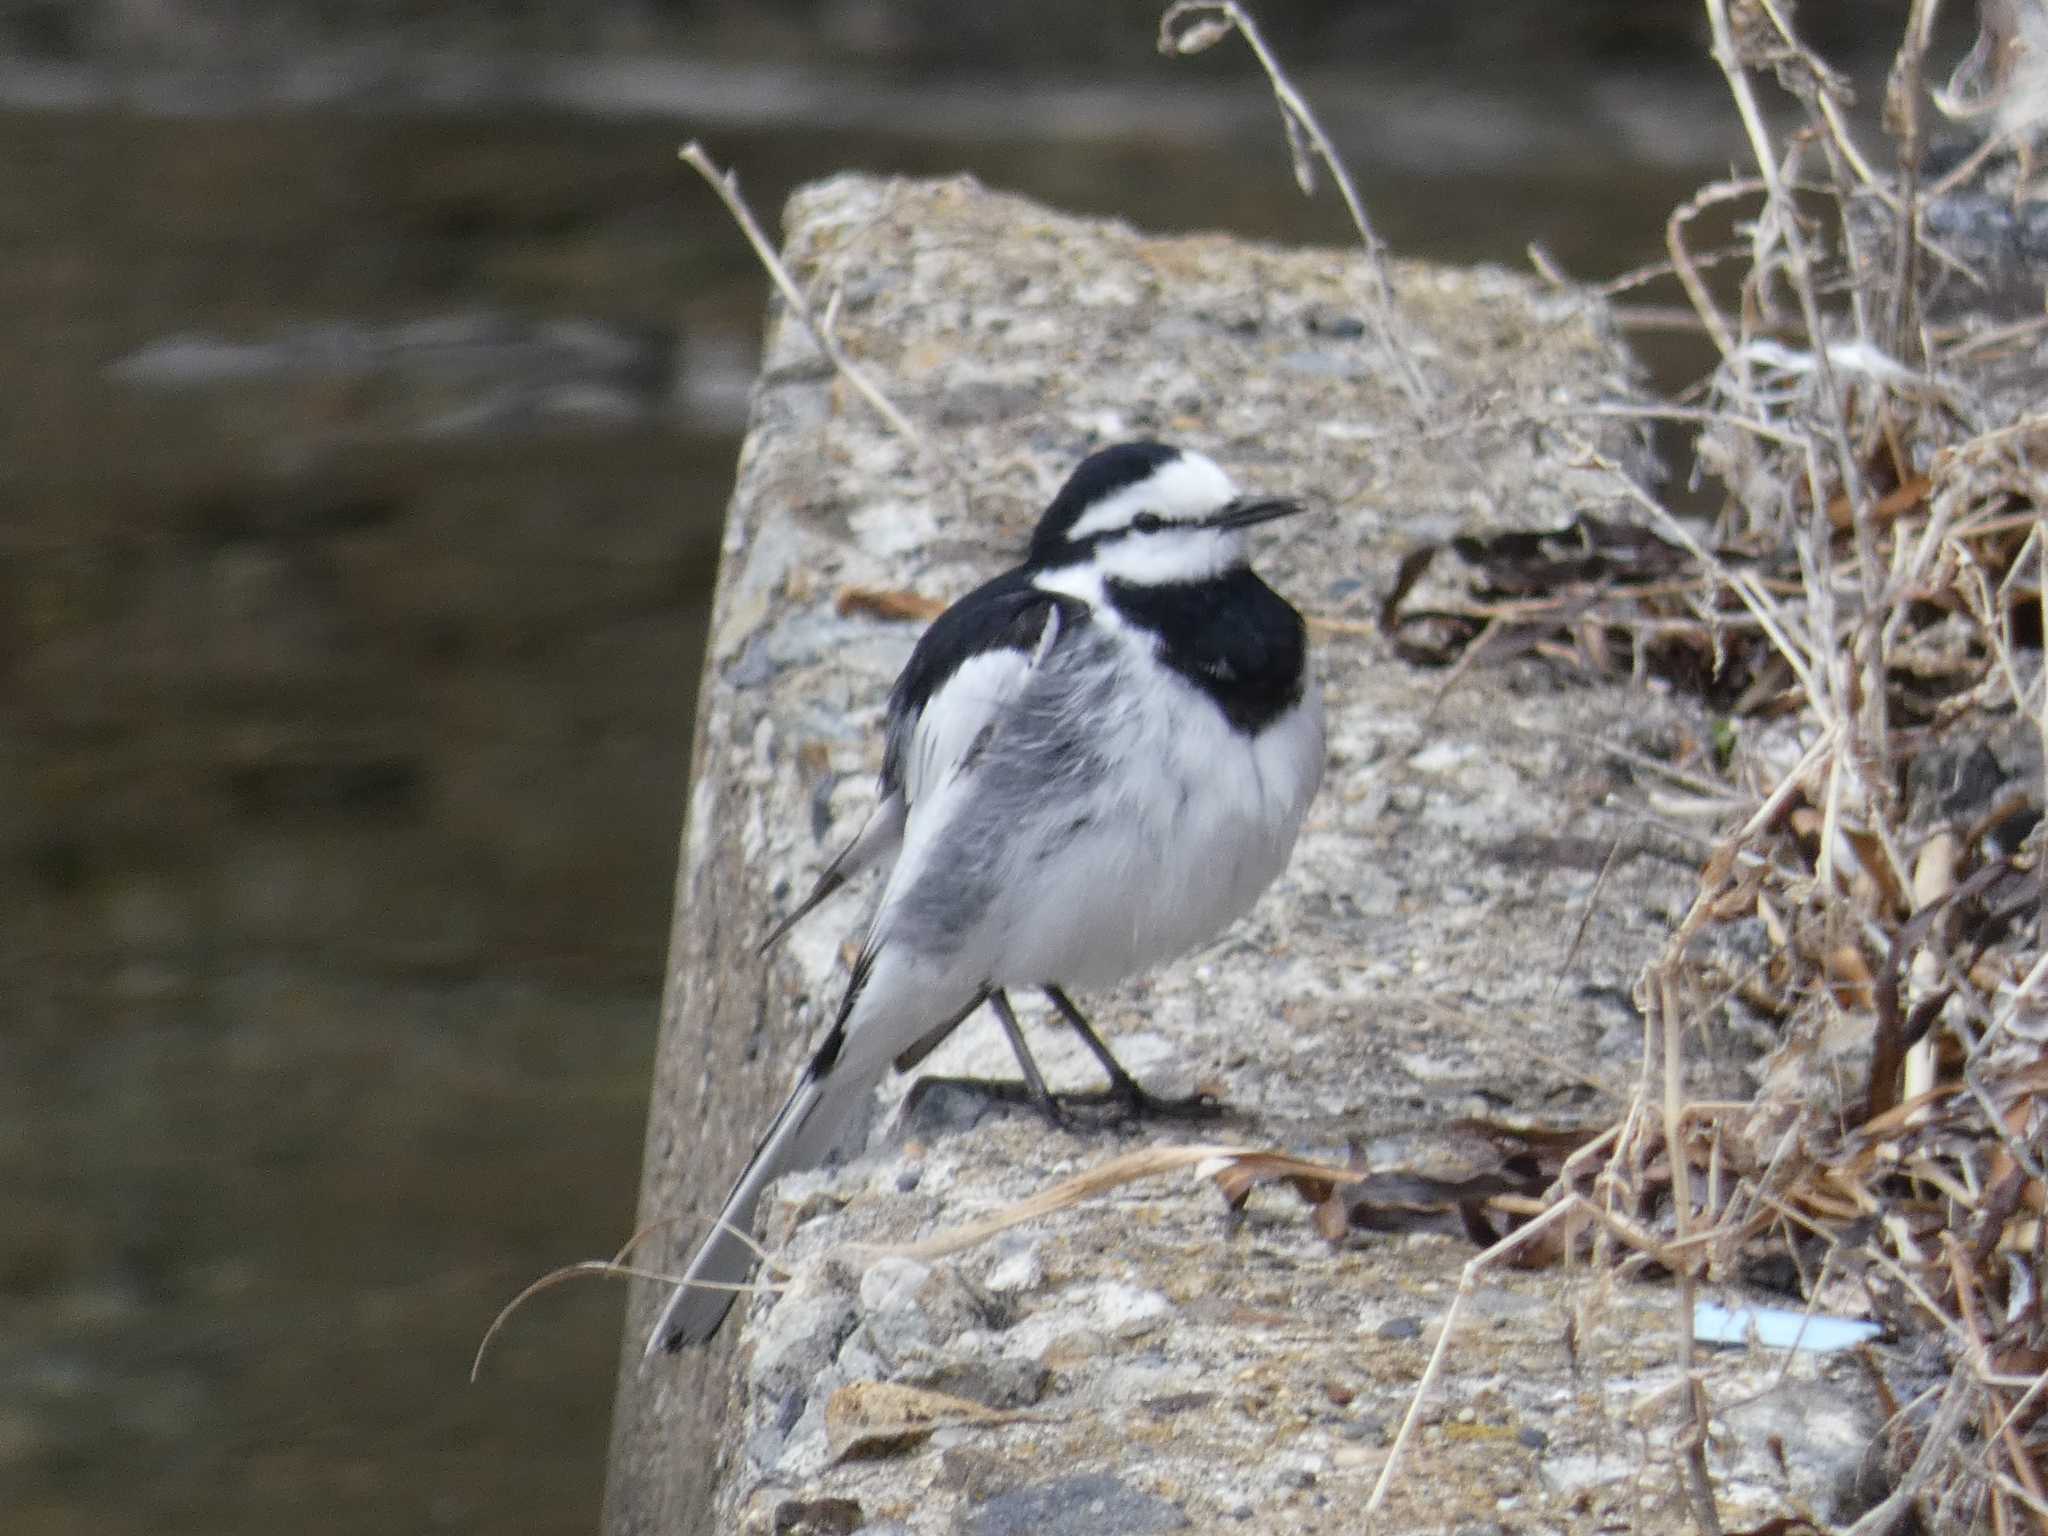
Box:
[1949,1240,2048,1529]
[1886,0,1942,361]
[1555,0,2048,1524]
[1657,969,1724,1536]
[1550,832,1628,1006]
[2039,526,2047,923]
[850,1141,1257,1262]
[679,141,935,465]
[1666,179,1756,363]
[1365,1198,1581,1522]
[475,1210,787,1380]
[1816,91,1899,208]
[1164,4,1386,269]
[1849,1375,1979,1535]
[1157,0,1432,409]
[1701,0,1866,511]
[1564,438,1840,719]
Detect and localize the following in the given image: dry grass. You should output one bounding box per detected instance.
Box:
[1297,0,2048,1526]
[1426,4,2048,1530]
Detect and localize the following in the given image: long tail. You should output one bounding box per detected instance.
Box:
[645,962,883,1354]
[653,793,904,1349]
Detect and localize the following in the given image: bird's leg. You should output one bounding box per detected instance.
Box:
[985,988,1068,1126]
[899,990,1221,1131]
[896,990,1071,1131]
[1042,986,1225,1120]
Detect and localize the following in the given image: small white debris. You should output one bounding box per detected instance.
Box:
[1408,740,1478,774]
[1693,1301,1881,1353]
[858,1255,933,1314]
[985,1245,1044,1295]
[1092,1282,1172,1337]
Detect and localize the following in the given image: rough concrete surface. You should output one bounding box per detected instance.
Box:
[606,175,1881,1535]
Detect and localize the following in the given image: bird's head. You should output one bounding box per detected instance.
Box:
[1027,441,1303,584]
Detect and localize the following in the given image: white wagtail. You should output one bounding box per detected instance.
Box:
[649,441,1324,1352]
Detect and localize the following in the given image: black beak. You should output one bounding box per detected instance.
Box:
[1210,495,1307,532]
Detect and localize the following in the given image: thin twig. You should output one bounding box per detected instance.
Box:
[1886,0,1941,363]
[679,141,936,463]
[1365,1199,1582,1520]
[1667,179,1760,363]
[1656,968,1725,1536]
[1847,1374,1980,1535]
[1157,0,1433,408]
[1702,0,1867,513]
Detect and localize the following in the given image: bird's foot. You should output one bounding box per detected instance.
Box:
[902,1074,1072,1132]
[1077,1082,1229,1124]
[900,1074,1225,1134]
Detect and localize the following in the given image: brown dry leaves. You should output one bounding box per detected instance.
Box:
[824,1381,1038,1462]
[836,585,947,623]
[1365,11,2048,1516]
[1205,1122,1605,1257]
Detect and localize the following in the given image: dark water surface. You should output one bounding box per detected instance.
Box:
[0,52,1786,1534]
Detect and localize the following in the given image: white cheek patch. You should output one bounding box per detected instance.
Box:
[1091,528,1242,586]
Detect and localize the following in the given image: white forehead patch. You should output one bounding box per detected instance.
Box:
[1062,450,1239,541]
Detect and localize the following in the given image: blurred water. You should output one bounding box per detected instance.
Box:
[0,40,1818,1536]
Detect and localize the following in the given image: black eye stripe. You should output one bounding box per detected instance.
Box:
[1131,512,1165,534]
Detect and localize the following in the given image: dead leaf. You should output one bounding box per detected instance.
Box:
[837,585,946,622]
[1824,472,1931,532]
[1202,1124,1601,1254]
[1825,943,1875,1011]
[824,1380,1034,1461]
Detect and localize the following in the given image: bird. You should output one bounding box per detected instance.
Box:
[648,440,1324,1353]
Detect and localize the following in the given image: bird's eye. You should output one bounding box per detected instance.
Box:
[1131,512,1165,534]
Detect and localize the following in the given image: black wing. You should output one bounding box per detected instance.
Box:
[880,570,1089,801]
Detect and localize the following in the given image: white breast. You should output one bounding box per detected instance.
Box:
[982,629,1322,991]
[861,601,1322,1011]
